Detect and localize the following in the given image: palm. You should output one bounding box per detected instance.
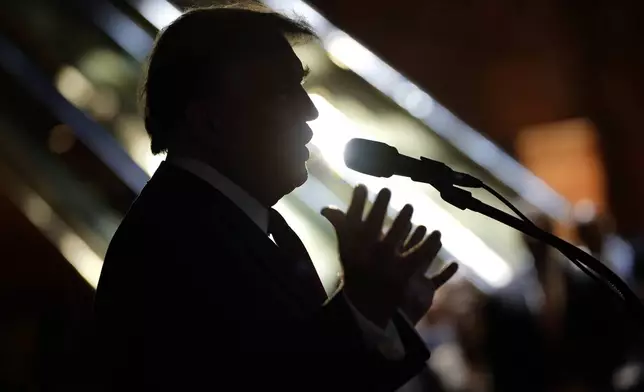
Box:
[322,185,457,327]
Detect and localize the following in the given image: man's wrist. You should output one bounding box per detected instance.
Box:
[400,293,425,326]
[344,287,393,329]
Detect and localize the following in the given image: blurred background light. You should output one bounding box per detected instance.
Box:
[48,124,77,154]
[130,0,181,29]
[88,87,121,121]
[114,114,164,176]
[326,32,376,72]
[11,181,102,288]
[274,198,341,293]
[308,94,363,172]
[574,199,598,224]
[92,1,153,61]
[55,66,95,109]
[57,231,103,288]
[21,193,54,230]
[79,49,131,88]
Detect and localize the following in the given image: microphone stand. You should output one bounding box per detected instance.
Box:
[434,181,644,329]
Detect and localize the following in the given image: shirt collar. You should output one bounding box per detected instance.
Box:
[168,156,269,234]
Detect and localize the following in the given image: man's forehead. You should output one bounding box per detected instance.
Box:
[252,31,303,68]
[231,33,304,78]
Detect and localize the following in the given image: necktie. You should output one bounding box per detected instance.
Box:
[268,209,327,302]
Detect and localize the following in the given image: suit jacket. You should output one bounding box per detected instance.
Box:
[93,162,430,391]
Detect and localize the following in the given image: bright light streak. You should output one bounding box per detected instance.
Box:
[262,0,570,221]
[264,0,332,37]
[309,94,363,171]
[58,232,103,288]
[326,32,378,72]
[15,189,103,288]
[395,83,435,118]
[573,199,597,224]
[130,0,181,30]
[91,1,153,61]
[22,193,53,230]
[308,94,512,287]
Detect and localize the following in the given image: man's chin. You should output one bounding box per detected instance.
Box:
[272,163,308,198]
[291,167,309,188]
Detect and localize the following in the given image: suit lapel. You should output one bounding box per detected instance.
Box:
[157,163,327,311]
[221,209,327,310]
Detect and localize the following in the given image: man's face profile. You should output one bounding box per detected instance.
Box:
[195,32,318,201]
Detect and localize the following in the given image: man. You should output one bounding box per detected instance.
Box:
[94,5,457,391]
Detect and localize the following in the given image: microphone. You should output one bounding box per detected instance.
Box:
[343,139,644,328]
[343,138,482,188]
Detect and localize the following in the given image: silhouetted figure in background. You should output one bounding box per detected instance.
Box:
[484,214,628,392]
[613,236,644,392]
[93,5,457,391]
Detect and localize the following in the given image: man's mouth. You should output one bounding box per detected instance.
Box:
[301,145,310,161]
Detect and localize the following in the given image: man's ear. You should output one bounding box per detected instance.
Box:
[184,100,214,131]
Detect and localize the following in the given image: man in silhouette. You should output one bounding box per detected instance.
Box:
[94,5,457,391]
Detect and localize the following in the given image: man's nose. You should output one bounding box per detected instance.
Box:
[303,93,319,122]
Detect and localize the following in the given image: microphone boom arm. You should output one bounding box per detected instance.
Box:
[434,182,644,329]
[342,137,644,329]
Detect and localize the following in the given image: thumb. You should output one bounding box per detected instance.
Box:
[320,207,346,231]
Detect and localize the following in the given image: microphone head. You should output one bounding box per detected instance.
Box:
[344,138,399,177]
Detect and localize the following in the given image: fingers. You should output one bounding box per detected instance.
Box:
[430,262,459,289]
[397,221,412,249]
[346,184,368,225]
[320,207,347,234]
[409,230,441,258]
[365,188,391,238]
[384,204,413,246]
[403,225,427,252]
[405,230,442,276]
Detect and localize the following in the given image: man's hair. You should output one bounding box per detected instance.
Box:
[141,3,315,154]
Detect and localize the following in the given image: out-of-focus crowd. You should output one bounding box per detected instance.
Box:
[419,210,644,392]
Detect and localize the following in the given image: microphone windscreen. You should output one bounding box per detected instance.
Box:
[343,138,399,177]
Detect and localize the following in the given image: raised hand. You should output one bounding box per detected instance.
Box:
[321,185,458,328]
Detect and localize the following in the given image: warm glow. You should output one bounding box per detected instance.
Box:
[517,118,606,211]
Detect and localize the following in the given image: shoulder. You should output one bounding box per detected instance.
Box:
[113,163,237,241]
[103,164,248,275]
